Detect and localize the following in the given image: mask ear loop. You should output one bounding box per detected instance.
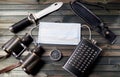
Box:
[28,20,40,47]
[29,26,39,47]
[82,24,92,40]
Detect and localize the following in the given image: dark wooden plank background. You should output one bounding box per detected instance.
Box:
[0,0,120,77]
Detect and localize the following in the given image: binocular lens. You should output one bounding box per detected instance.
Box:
[2,33,33,58]
[21,53,41,74]
[20,45,45,75]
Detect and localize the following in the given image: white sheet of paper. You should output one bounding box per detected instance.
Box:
[38,22,81,45]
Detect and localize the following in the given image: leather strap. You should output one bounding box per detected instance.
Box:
[0,62,22,74]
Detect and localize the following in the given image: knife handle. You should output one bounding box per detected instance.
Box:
[9,14,35,33]
[35,2,63,19]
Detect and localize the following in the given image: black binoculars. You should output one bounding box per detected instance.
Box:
[2,33,45,75]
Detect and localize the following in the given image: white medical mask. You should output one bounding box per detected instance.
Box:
[38,22,81,45]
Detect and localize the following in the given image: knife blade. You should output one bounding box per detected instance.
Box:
[9,2,63,33]
[70,1,117,44]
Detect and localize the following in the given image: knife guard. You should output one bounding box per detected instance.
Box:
[70,1,116,44]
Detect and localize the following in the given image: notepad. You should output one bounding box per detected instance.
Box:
[38,22,81,45]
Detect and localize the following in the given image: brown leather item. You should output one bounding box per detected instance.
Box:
[0,62,22,74]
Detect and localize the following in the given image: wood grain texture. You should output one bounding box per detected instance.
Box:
[0,0,120,77]
[0,0,119,4]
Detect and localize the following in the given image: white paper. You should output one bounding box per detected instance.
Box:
[38,22,81,45]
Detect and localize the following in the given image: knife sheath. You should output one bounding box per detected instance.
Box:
[70,1,116,44]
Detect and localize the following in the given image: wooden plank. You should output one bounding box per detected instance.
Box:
[0,35,110,43]
[44,0,120,4]
[0,15,119,24]
[0,71,120,77]
[41,50,120,57]
[0,45,120,57]
[40,56,108,65]
[0,0,39,4]
[4,63,120,72]
[0,43,120,51]
[0,27,120,36]
[1,35,120,44]
[39,71,120,77]
[24,49,120,57]
[0,57,120,76]
[0,4,119,10]
[42,56,120,65]
[41,71,120,77]
[0,9,119,16]
[0,0,119,4]
[0,70,47,77]
[108,57,120,64]
[0,56,120,72]
[0,4,47,10]
[0,56,109,65]
[0,34,120,44]
[38,65,120,72]
[89,72,120,77]
[25,64,120,72]
[84,0,120,3]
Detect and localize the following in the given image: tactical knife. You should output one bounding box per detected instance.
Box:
[9,2,63,33]
[70,1,117,44]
